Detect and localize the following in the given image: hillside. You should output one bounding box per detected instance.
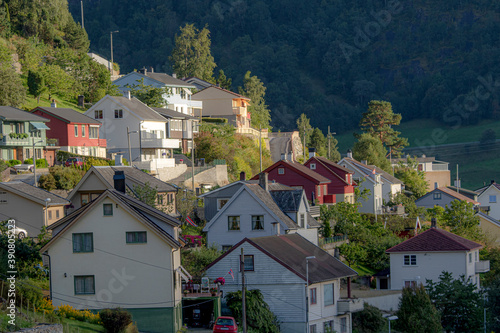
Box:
[69,0,500,133]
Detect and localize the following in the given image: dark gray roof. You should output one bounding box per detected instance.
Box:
[345,157,403,184]
[0,181,70,206]
[145,72,195,88]
[0,107,49,122]
[246,180,294,191]
[111,96,166,121]
[33,107,101,124]
[151,107,198,120]
[477,211,500,227]
[92,166,177,192]
[208,234,357,283]
[270,190,303,212]
[307,212,321,227]
[245,184,298,230]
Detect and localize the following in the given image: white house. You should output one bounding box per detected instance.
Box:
[85,94,180,172]
[386,225,489,290]
[202,174,320,251]
[476,181,500,220]
[40,185,187,333]
[205,234,359,333]
[112,69,202,116]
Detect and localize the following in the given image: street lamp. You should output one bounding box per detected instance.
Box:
[305,256,316,333]
[44,198,51,226]
[110,30,119,72]
[383,315,398,333]
[33,139,44,187]
[127,127,138,165]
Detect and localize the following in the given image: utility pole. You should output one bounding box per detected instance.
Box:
[110,30,119,72]
[303,124,307,160]
[80,1,84,30]
[328,126,330,160]
[241,247,247,333]
[191,121,195,192]
[456,164,460,194]
[259,124,262,172]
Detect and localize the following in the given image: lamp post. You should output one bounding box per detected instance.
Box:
[191,121,200,192]
[305,256,316,333]
[127,127,138,165]
[110,30,119,72]
[33,139,44,187]
[383,315,398,333]
[44,198,51,226]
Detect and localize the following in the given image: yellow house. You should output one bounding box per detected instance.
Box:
[0,181,69,237]
[477,211,500,246]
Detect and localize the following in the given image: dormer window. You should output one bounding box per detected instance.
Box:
[310,163,316,170]
[299,213,305,228]
[94,110,103,119]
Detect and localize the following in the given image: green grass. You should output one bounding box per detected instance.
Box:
[61,318,105,333]
[21,94,85,113]
[350,263,377,277]
[335,118,500,152]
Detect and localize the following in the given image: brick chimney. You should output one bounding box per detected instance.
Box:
[431,218,437,229]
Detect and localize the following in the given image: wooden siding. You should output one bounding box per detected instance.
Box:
[203,183,245,221]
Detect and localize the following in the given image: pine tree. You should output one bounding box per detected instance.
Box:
[216,69,232,90]
[239,71,271,129]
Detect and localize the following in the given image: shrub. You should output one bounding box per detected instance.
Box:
[353,303,385,333]
[8,159,21,166]
[57,304,101,325]
[100,307,132,333]
[38,173,57,191]
[23,158,48,168]
[16,278,44,309]
[49,165,84,190]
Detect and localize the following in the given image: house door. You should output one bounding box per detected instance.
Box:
[16,148,23,161]
[379,278,388,290]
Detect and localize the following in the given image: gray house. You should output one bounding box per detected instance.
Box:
[415,187,479,209]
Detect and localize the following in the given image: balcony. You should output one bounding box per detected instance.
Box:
[232,106,247,117]
[337,298,364,313]
[323,194,336,204]
[133,158,175,171]
[0,135,45,147]
[475,260,490,273]
[141,137,180,149]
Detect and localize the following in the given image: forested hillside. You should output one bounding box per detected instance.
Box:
[69,0,500,133]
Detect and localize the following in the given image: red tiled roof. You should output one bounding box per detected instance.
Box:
[253,160,331,184]
[436,187,479,205]
[386,228,483,253]
[314,156,353,174]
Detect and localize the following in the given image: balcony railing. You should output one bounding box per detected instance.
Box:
[319,235,348,247]
[236,127,268,138]
[0,135,45,146]
[141,137,180,149]
[337,298,364,313]
[475,260,490,273]
[133,158,175,171]
[232,106,247,116]
[324,194,336,204]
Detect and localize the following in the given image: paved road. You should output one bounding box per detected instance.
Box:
[10,168,49,186]
[269,135,292,162]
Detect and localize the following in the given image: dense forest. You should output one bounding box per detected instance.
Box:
[69,0,500,133]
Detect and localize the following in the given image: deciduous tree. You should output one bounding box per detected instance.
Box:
[352,133,391,172]
[126,78,167,107]
[395,284,442,333]
[239,71,271,129]
[442,200,482,241]
[394,156,429,198]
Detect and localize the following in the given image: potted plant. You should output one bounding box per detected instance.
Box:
[210,288,217,296]
[214,277,225,286]
[183,289,190,296]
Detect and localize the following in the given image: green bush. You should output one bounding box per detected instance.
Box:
[23,158,47,168]
[353,303,386,333]
[38,173,57,191]
[49,165,84,190]
[100,308,132,333]
[8,159,21,166]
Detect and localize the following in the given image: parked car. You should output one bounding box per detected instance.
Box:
[65,157,85,168]
[213,316,238,333]
[0,223,28,239]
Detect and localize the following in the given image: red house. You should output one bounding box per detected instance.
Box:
[30,106,107,158]
[304,155,356,204]
[251,160,334,205]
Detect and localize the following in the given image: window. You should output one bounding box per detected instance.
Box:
[475,251,478,261]
[217,198,229,210]
[489,195,497,203]
[94,110,103,119]
[318,186,321,197]
[74,125,78,137]
[404,254,417,266]
[89,126,98,139]
[222,245,232,252]
[310,288,317,305]
[310,163,316,170]
[309,324,317,333]
[81,125,86,137]
[72,233,93,253]
[278,168,285,175]
[252,215,264,230]
[114,109,123,118]
[324,283,334,306]
[48,211,52,219]
[240,255,254,271]
[81,193,89,206]
[25,149,30,159]
[228,216,240,230]
[433,192,441,200]
[74,275,95,295]
[126,231,147,244]
[340,317,347,333]
[404,280,416,288]
[157,194,164,205]
[103,203,113,216]
[324,321,333,332]
[56,210,60,219]
[469,253,472,263]
[299,213,305,228]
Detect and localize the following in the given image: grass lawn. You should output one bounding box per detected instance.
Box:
[21,94,85,113]
[61,318,105,333]
[350,263,377,277]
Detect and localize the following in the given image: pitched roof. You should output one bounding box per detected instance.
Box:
[0,106,49,122]
[151,107,198,120]
[91,166,177,192]
[446,186,478,200]
[144,72,195,88]
[435,187,479,205]
[193,85,250,100]
[198,180,293,198]
[110,96,166,121]
[476,182,500,195]
[313,156,354,174]
[477,211,500,227]
[207,234,357,283]
[306,156,351,185]
[344,157,403,185]
[270,189,304,212]
[386,227,483,253]
[42,189,181,252]
[32,107,101,124]
[255,160,331,184]
[0,181,70,206]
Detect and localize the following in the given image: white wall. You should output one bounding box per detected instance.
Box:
[478,186,500,220]
[47,196,181,310]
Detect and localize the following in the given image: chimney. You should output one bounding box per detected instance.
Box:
[361,160,367,165]
[114,154,123,166]
[78,95,84,107]
[272,222,280,235]
[288,152,293,162]
[334,248,340,259]
[113,170,126,193]
[51,99,56,108]
[309,148,316,158]
[431,218,437,229]
[259,172,269,192]
[281,153,286,160]
[149,66,154,73]
[240,171,246,181]
[123,90,131,99]
[492,180,496,184]
[172,73,177,78]
[347,149,353,158]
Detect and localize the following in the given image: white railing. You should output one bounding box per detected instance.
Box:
[337,298,364,313]
[133,158,175,171]
[236,127,268,138]
[475,260,490,273]
[141,138,180,149]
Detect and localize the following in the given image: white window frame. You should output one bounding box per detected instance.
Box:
[217,198,230,211]
[404,254,417,266]
[310,163,316,170]
[278,168,285,175]
[489,195,497,203]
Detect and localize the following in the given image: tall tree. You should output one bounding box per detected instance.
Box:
[309,127,327,156]
[442,200,483,241]
[395,285,442,333]
[326,131,341,162]
[216,69,232,90]
[394,156,429,198]
[296,113,312,159]
[125,78,167,107]
[0,44,25,106]
[359,100,409,157]
[27,70,46,103]
[170,23,216,82]
[239,71,271,129]
[352,133,391,172]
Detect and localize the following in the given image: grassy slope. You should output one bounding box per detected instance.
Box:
[21,95,85,113]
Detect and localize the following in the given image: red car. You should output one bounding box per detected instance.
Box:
[213,316,238,333]
[65,157,85,168]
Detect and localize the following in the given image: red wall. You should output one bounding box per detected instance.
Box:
[31,109,104,148]
[304,159,355,196]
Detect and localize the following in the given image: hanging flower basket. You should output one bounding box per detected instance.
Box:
[214,277,225,285]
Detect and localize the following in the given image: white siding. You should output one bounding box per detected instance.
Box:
[478,186,500,220]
